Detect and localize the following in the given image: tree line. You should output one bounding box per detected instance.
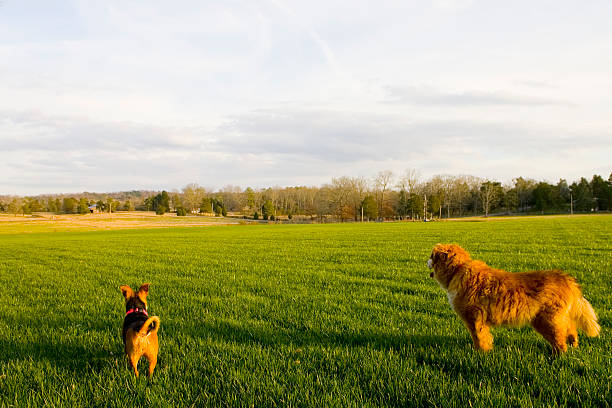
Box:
[1,171,611,220]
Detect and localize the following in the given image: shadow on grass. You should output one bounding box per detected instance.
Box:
[0,336,119,374]
[1,314,571,376]
[171,318,464,352]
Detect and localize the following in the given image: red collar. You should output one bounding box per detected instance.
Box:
[125,308,148,317]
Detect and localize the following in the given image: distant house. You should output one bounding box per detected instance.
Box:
[88,204,98,213]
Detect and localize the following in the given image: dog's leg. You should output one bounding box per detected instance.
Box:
[129,354,141,377]
[145,353,157,377]
[567,319,579,347]
[473,325,493,351]
[532,313,568,353]
[462,313,493,351]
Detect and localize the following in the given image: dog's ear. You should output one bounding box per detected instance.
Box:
[432,245,446,262]
[137,283,150,299]
[120,285,134,299]
[447,244,469,263]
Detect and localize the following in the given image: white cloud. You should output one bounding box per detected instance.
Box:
[382,85,572,107]
[1,107,609,194]
[0,0,611,194]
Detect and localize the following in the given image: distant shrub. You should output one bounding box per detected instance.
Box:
[155,206,166,215]
[253,212,259,220]
[288,213,293,220]
[221,207,227,217]
[263,214,269,220]
[199,198,213,213]
[269,214,275,221]
[214,204,224,217]
[176,207,187,216]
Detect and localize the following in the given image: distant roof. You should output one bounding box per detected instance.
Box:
[88,204,97,209]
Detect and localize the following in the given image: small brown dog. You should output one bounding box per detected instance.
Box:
[427,244,600,353]
[119,283,160,376]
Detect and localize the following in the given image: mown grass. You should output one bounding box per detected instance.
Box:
[0,216,610,407]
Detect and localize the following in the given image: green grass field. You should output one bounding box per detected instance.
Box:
[0,216,611,407]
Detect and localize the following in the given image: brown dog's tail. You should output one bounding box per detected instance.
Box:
[137,316,161,337]
[571,297,600,337]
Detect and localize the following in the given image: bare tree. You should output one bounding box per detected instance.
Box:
[479,180,501,217]
[373,170,393,220]
[397,168,420,194]
[452,176,471,217]
[349,176,368,221]
[513,177,537,212]
[440,175,454,218]
[314,185,332,222]
[425,176,445,219]
[302,187,318,218]
[182,183,206,213]
[330,177,354,221]
[462,175,482,215]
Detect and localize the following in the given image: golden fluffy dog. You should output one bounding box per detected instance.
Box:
[427,244,600,353]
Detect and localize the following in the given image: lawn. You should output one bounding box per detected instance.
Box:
[0,216,610,407]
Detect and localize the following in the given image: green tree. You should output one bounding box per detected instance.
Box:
[199,198,213,213]
[96,200,106,213]
[171,193,181,212]
[26,198,44,212]
[8,199,21,215]
[591,174,612,211]
[396,189,409,219]
[245,187,255,210]
[105,197,119,213]
[571,178,593,212]
[78,198,90,214]
[556,179,571,210]
[46,198,58,213]
[144,196,153,211]
[211,198,226,217]
[533,182,556,213]
[360,195,378,221]
[123,200,135,211]
[513,177,536,212]
[262,200,275,220]
[409,193,424,219]
[62,197,77,214]
[147,191,171,212]
[160,191,170,211]
[501,186,517,214]
[428,194,442,218]
[21,200,32,215]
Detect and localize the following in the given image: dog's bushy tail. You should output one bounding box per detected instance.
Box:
[137,316,161,337]
[571,297,600,337]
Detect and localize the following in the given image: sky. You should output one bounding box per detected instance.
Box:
[1,0,611,195]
